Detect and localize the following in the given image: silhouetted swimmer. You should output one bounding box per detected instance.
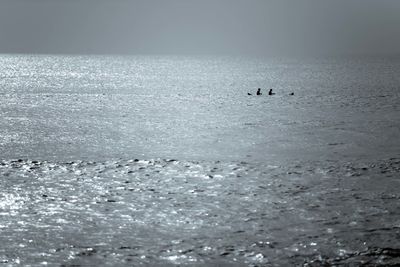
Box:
[289,92,294,96]
[268,89,275,95]
[256,88,262,95]
[247,93,252,96]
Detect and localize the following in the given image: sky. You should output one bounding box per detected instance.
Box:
[0,0,399,56]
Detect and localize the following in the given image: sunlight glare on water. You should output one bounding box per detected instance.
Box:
[1,54,400,266]
[0,55,399,163]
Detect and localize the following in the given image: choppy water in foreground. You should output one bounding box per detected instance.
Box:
[1,158,400,266]
[0,55,399,266]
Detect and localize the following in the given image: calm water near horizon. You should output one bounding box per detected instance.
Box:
[0,54,399,163]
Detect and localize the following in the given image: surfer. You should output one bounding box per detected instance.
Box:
[268,89,275,95]
[256,88,262,95]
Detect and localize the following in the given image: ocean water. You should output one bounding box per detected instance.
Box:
[1,55,400,266]
[0,55,399,162]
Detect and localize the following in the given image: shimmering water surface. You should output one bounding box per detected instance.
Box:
[1,55,399,162]
[0,55,399,266]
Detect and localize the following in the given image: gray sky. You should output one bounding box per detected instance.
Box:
[0,0,400,56]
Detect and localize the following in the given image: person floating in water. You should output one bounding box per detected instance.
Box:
[268,89,275,95]
[248,88,262,96]
[289,92,294,96]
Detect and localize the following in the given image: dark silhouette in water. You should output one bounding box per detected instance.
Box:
[268,89,275,95]
[256,88,262,95]
[247,93,252,96]
[289,92,294,95]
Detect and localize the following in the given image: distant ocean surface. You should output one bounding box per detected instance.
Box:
[0,55,399,162]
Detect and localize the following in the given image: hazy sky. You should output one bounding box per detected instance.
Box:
[0,0,399,56]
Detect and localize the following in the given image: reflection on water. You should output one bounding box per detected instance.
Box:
[0,158,399,265]
[0,55,399,162]
[0,55,399,265]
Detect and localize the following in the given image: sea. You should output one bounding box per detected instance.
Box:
[1,54,399,163]
[0,55,400,266]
